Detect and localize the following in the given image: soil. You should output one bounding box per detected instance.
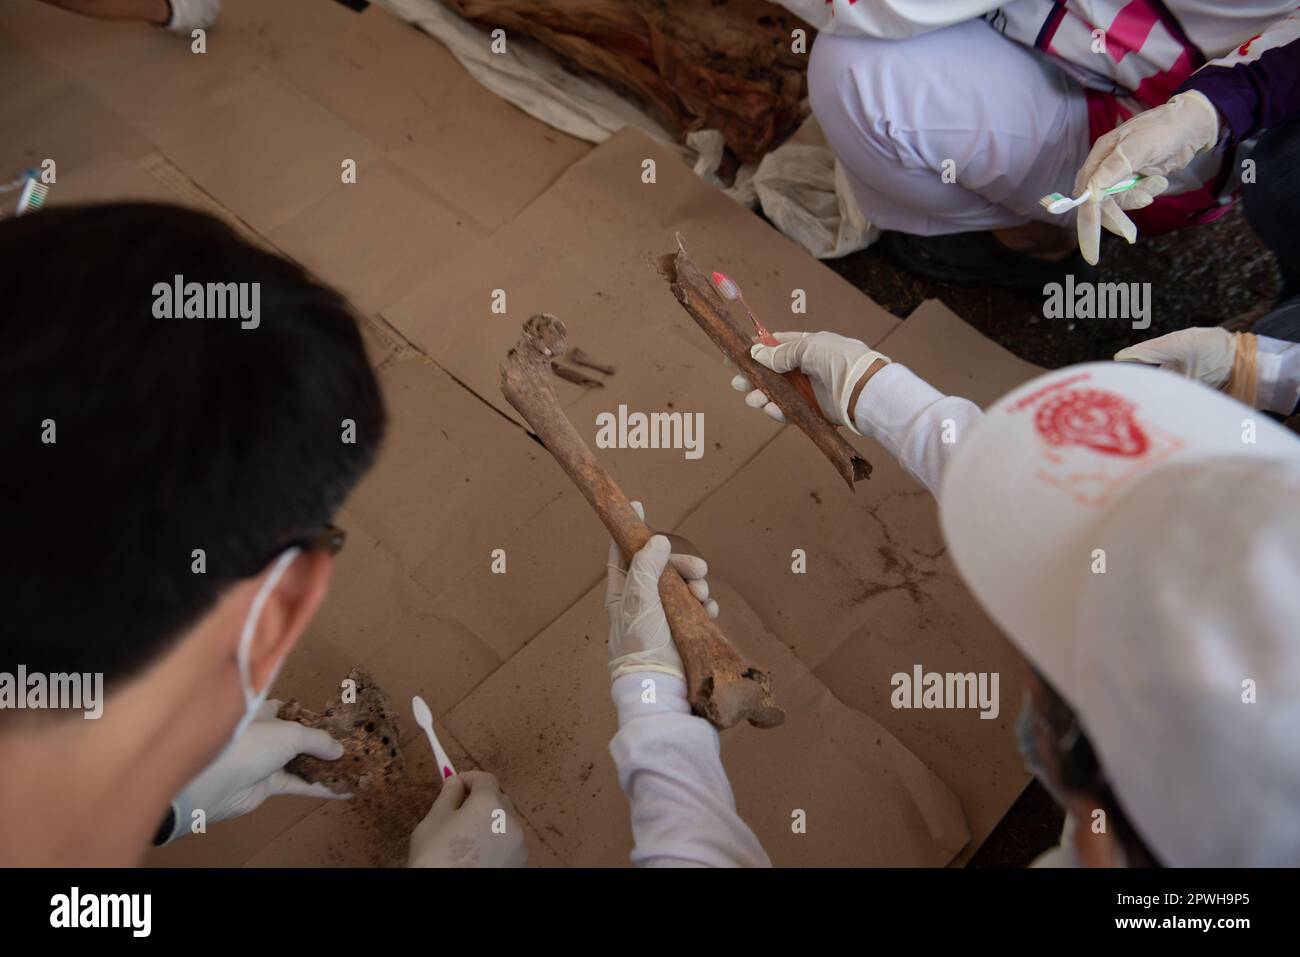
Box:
[825,207,1282,368]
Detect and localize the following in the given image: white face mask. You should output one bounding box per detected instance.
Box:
[227,547,301,746]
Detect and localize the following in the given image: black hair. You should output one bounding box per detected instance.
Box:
[0,203,385,686]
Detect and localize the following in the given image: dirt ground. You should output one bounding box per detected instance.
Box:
[827,207,1282,368]
[825,208,1282,865]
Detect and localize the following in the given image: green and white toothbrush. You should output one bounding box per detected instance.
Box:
[1040,175,1143,215]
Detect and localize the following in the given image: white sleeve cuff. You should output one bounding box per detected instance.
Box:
[851,363,984,495]
[611,673,691,726]
[1255,335,1300,415]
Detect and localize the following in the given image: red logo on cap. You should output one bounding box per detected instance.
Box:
[1034,389,1149,457]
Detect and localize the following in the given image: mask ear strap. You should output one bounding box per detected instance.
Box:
[236,547,302,707]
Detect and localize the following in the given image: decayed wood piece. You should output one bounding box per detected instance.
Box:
[501,314,784,730]
[443,0,809,162]
[657,235,872,490]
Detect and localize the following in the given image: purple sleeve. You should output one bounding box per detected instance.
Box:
[1177,38,1300,145]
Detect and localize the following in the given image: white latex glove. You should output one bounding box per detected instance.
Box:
[408,770,528,867]
[1114,327,1236,389]
[167,699,348,842]
[605,502,717,682]
[1073,90,1220,264]
[737,331,888,433]
[164,0,222,33]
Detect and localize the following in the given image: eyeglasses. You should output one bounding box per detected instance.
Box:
[294,523,347,556]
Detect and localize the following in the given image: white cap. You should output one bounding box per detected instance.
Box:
[939,362,1300,866]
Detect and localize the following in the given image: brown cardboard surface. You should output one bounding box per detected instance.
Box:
[342,353,578,618]
[149,67,382,235]
[358,314,403,372]
[239,0,592,227]
[382,126,899,428]
[45,152,178,207]
[0,0,263,143]
[440,578,968,866]
[0,81,151,184]
[421,487,609,663]
[0,22,65,124]
[669,299,1045,855]
[268,158,488,316]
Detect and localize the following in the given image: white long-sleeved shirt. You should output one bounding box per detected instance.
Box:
[1256,335,1300,416]
[608,674,770,867]
[607,348,1300,866]
[848,340,1300,495]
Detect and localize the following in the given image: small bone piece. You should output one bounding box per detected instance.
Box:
[569,348,616,376]
[552,361,606,387]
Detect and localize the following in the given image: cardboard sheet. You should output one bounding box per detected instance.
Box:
[149,67,384,236]
[0,79,151,185]
[342,353,584,631]
[438,578,968,867]
[0,0,370,148]
[268,157,488,316]
[44,152,177,208]
[228,0,593,230]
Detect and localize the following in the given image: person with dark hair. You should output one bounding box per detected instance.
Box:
[728,328,1300,866]
[0,203,525,865]
[0,202,735,869]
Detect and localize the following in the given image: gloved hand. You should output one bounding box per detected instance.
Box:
[606,501,717,683]
[732,331,889,433]
[1114,327,1237,388]
[1116,326,1268,408]
[1073,90,1220,264]
[408,770,528,867]
[164,0,222,33]
[167,699,349,842]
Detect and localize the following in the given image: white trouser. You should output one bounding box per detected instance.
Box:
[808,19,1092,235]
